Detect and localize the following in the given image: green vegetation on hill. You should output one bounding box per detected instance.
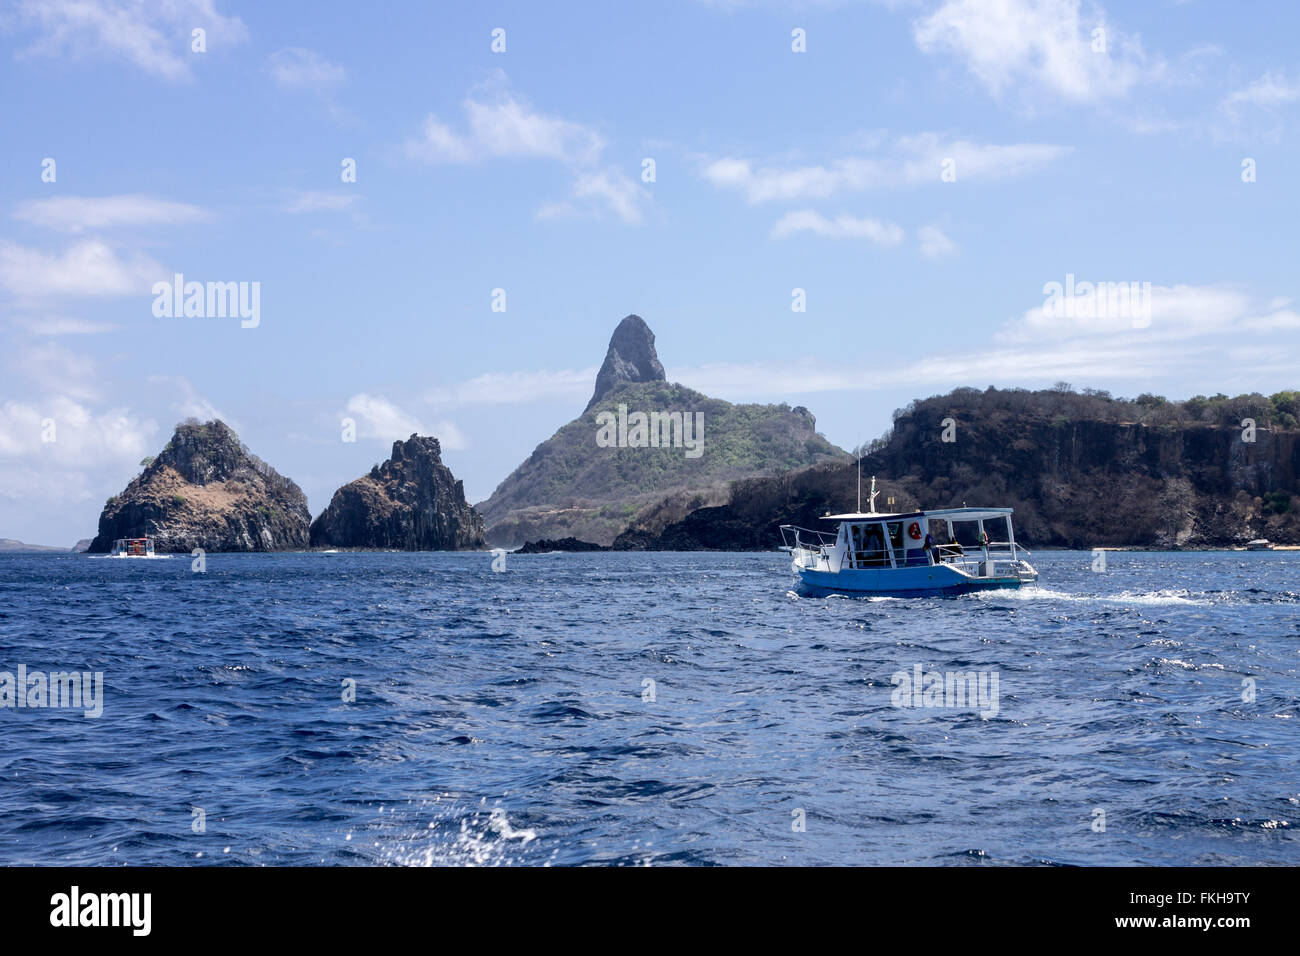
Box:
[478,380,847,547]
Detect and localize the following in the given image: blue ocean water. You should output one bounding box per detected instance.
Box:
[0,550,1295,866]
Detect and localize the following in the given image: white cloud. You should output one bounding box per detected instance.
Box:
[8,342,103,402]
[538,168,648,225]
[345,393,465,449]
[670,282,1299,400]
[406,79,604,166]
[701,156,872,203]
[424,367,597,407]
[282,191,358,214]
[700,135,1068,203]
[1000,282,1256,343]
[405,73,646,224]
[913,0,1156,102]
[0,395,157,505]
[1223,72,1300,111]
[918,224,958,259]
[13,194,209,232]
[409,115,477,163]
[12,0,248,80]
[145,375,228,425]
[0,239,163,299]
[13,316,119,335]
[771,210,904,244]
[269,47,345,93]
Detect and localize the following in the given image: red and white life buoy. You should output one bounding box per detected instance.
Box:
[908,522,922,540]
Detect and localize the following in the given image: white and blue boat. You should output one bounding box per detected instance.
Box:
[780,477,1037,597]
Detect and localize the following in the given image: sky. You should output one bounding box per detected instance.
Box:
[2,0,1299,546]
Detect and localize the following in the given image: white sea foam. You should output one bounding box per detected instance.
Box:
[377,799,543,867]
[975,586,1206,606]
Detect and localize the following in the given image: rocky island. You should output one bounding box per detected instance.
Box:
[476,314,847,548]
[615,386,1300,550]
[513,537,610,553]
[310,434,485,550]
[87,419,311,553]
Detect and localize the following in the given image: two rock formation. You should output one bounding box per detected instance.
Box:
[89,423,485,553]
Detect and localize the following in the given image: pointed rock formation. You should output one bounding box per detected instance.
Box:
[310,435,486,550]
[87,419,311,553]
[477,314,847,548]
[587,314,666,410]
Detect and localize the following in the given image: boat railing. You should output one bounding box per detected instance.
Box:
[779,524,836,553]
[937,539,1031,559]
[933,539,1033,573]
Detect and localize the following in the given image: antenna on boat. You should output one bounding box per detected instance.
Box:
[868,475,879,514]
[856,450,861,513]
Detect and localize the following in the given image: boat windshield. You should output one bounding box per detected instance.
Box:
[848,522,890,568]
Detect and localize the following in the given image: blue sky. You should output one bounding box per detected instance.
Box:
[2,0,1299,545]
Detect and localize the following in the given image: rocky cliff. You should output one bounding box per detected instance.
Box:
[87,419,311,553]
[310,434,485,550]
[616,387,1300,550]
[478,314,847,547]
[587,314,667,409]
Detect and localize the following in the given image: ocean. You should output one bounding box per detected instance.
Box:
[0,550,1295,866]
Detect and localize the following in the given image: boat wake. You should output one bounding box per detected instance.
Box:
[90,554,174,560]
[974,586,1206,606]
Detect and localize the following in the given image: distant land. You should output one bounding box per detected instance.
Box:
[0,538,76,553]
[19,321,1299,555]
[612,385,1300,551]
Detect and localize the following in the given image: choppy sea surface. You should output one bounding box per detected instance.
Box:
[0,550,1296,866]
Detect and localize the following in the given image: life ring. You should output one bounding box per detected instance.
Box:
[908,522,922,540]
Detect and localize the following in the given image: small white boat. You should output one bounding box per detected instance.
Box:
[108,535,159,558]
[781,477,1036,597]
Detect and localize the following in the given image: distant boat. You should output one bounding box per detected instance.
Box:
[1245,539,1273,551]
[781,476,1037,597]
[107,536,164,559]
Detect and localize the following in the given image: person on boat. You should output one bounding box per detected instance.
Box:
[923,530,937,564]
[864,528,884,567]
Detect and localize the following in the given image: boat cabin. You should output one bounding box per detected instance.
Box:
[110,536,155,557]
[820,507,1022,571]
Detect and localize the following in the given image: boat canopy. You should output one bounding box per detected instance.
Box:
[821,507,1014,522]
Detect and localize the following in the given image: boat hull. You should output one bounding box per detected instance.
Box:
[794,563,1031,597]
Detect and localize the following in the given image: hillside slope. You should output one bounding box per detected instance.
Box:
[616,386,1300,550]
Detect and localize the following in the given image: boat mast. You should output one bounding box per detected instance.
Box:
[857,452,861,513]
